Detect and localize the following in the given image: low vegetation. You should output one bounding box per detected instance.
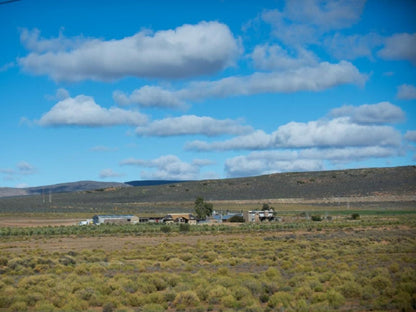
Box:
[0,211,415,311]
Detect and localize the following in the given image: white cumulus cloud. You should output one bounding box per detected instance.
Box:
[18,22,241,82]
[99,169,124,179]
[224,145,401,178]
[115,61,366,107]
[405,131,416,142]
[120,155,211,180]
[37,95,148,127]
[329,102,405,124]
[397,84,416,100]
[324,33,383,60]
[261,0,366,45]
[225,151,324,177]
[378,33,416,65]
[251,44,318,70]
[135,115,253,137]
[187,117,401,151]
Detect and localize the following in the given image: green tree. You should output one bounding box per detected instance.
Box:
[194,197,213,220]
[262,203,274,211]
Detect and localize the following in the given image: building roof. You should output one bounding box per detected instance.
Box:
[94,215,136,218]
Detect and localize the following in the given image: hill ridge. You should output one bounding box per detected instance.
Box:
[0,166,415,213]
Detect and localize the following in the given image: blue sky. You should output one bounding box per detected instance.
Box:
[1,0,415,187]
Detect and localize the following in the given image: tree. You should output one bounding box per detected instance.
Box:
[194,197,213,220]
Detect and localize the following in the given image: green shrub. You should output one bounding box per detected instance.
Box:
[351,213,360,220]
[179,223,191,232]
[311,215,322,222]
[160,225,171,233]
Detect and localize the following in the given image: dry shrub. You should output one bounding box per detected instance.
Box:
[161,257,185,269]
[208,285,229,304]
[339,280,362,298]
[326,289,345,308]
[10,300,28,312]
[173,290,200,308]
[141,303,165,312]
[268,292,294,309]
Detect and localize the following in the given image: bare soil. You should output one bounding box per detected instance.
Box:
[0,217,80,227]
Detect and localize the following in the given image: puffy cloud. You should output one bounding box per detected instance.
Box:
[299,146,401,163]
[186,130,272,151]
[225,151,324,177]
[330,102,405,124]
[37,95,147,127]
[284,0,365,30]
[99,169,124,179]
[113,87,186,109]
[378,33,416,65]
[405,130,416,142]
[120,155,211,180]
[18,22,240,81]
[18,161,36,175]
[20,28,85,53]
[272,118,400,148]
[187,117,401,151]
[324,33,383,60]
[397,84,416,100]
[251,44,318,70]
[224,145,401,178]
[135,115,253,137]
[261,0,365,45]
[116,61,366,107]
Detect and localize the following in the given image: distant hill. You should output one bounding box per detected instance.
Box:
[0,181,129,198]
[125,180,190,187]
[0,166,415,213]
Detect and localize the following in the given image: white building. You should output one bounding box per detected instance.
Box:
[243,210,275,222]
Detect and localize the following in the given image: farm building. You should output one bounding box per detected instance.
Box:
[92,215,139,225]
[243,210,275,222]
[163,213,197,224]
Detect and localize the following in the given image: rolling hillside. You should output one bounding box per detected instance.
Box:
[0,166,415,213]
[0,181,129,198]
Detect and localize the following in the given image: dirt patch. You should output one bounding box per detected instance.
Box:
[0,217,81,227]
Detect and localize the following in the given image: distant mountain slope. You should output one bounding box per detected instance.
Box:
[0,166,415,214]
[0,181,129,198]
[125,180,190,187]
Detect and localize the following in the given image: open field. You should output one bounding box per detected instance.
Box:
[0,210,415,312]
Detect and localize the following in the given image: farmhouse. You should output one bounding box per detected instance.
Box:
[163,213,197,225]
[92,215,139,225]
[243,210,275,222]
